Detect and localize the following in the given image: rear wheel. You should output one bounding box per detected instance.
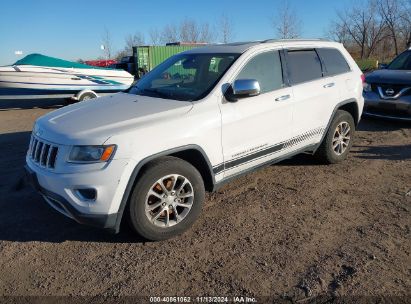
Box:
[315,110,355,164]
[127,156,205,241]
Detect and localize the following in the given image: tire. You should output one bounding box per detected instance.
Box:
[315,110,355,164]
[127,156,205,241]
[78,91,97,101]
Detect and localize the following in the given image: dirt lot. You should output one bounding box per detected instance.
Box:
[0,99,410,303]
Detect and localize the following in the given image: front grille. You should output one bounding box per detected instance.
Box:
[371,83,411,97]
[28,135,59,169]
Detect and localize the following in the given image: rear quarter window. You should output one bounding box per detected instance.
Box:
[317,48,351,76]
[287,50,323,84]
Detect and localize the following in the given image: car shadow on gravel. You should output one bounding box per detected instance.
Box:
[0,98,66,111]
[352,144,411,160]
[0,131,145,244]
[0,186,146,244]
[358,117,410,132]
[276,153,322,167]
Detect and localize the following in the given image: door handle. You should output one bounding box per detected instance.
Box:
[275,94,290,101]
[323,82,335,88]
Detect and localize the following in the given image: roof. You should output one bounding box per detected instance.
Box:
[183,42,261,54]
[183,39,336,54]
[14,54,111,69]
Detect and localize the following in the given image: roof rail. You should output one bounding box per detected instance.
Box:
[261,38,331,43]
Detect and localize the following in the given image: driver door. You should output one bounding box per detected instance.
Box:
[219,49,294,177]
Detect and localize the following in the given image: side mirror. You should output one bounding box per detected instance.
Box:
[226,79,261,102]
[378,63,387,69]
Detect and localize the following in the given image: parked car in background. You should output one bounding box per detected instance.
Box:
[25,40,364,240]
[363,48,411,121]
[111,56,135,75]
[84,59,117,67]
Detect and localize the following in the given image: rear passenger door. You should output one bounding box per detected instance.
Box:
[285,49,339,145]
[316,47,353,102]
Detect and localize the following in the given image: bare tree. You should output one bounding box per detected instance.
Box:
[335,0,386,58]
[101,27,113,59]
[199,22,215,43]
[160,19,214,44]
[329,0,411,61]
[377,0,403,55]
[161,24,179,44]
[272,0,302,39]
[327,20,351,45]
[149,28,161,45]
[179,18,200,42]
[399,1,411,48]
[124,32,145,55]
[219,13,235,43]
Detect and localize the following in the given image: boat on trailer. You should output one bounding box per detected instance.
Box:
[0,54,134,101]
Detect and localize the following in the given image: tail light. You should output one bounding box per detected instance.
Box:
[361,74,365,84]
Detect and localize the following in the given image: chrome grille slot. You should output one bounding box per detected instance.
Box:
[41,144,50,166]
[35,142,43,162]
[28,135,59,169]
[48,147,58,168]
[31,139,38,159]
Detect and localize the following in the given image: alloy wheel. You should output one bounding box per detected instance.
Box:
[332,121,351,155]
[144,174,194,228]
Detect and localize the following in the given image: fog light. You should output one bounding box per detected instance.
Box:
[75,188,97,201]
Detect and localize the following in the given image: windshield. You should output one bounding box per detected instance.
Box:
[387,51,411,70]
[129,53,240,101]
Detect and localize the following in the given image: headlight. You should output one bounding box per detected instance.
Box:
[68,145,116,163]
[363,82,372,92]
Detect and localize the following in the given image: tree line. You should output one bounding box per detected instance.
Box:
[329,0,411,61]
[101,15,235,61]
[98,0,411,62]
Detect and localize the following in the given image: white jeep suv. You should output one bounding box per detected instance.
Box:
[25,40,364,240]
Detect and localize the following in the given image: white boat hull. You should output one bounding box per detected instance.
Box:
[0,65,134,99]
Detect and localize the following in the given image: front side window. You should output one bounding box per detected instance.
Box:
[317,48,351,76]
[388,51,411,70]
[129,53,239,101]
[287,50,323,84]
[235,51,284,93]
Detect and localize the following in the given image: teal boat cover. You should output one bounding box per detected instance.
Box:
[14,53,110,69]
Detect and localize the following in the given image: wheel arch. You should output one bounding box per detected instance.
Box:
[338,100,359,126]
[112,145,216,233]
[312,98,359,154]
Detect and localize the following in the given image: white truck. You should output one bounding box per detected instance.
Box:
[25,39,364,240]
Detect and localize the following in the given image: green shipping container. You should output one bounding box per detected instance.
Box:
[132,45,201,77]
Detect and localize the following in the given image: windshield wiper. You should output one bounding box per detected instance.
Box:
[139,88,171,99]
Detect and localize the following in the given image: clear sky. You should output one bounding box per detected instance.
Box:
[0,0,352,65]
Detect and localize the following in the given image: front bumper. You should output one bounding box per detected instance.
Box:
[363,91,411,121]
[25,165,117,229]
[25,156,136,232]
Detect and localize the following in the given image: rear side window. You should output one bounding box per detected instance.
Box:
[236,51,283,93]
[287,50,323,84]
[317,48,351,76]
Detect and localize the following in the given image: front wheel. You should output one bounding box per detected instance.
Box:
[315,110,355,164]
[127,156,205,241]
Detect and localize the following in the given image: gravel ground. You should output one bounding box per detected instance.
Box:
[0,99,410,303]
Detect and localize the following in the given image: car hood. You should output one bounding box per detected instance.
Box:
[365,69,411,85]
[35,93,193,145]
